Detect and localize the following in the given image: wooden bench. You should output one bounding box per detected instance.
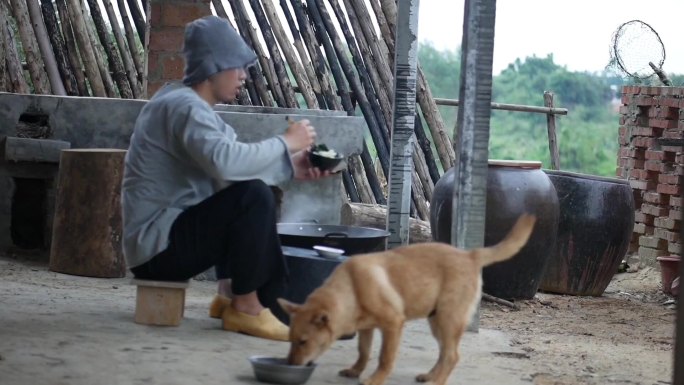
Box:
[131,279,190,327]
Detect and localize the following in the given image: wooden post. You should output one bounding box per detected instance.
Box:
[65,0,107,96]
[103,0,141,98]
[80,0,118,97]
[0,0,30,94]
[88,0,133,98]
[544,91,561,170]
[40,0,79,96]
[9,0,51,94]
[118,0,145,81]
[49,149,127,278]
[126,0,146,44]
[452,0,497,332]
[341,203,431,243]
[26,0,66,95]
[55,0,90,96]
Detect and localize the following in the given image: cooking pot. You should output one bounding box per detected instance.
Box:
[277,224,389,255]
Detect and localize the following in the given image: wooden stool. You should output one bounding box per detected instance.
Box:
[132,279,189,326]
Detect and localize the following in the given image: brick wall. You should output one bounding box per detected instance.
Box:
[618,86,684,266]
[147,0,211,98]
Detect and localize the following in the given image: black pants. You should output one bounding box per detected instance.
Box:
[131,180,288,308]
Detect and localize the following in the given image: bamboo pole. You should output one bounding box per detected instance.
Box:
[289,0,342,110]
[103,0,141,98]
[80,0,118,97]
[261,0,318,108]
[0,0,30,94]
[88,0,133,98]
[278,0,326,108]
[544,91,561,170]
[9,0,51,93]
[40,0,79,96]
[118,0,144,81]
[27,0,66,95]
[64,0,106,96]
[247,0,299,108]
[55,0,90,96]
[434,97,569,115]
[229,0,285,107]
[126,0,145,44]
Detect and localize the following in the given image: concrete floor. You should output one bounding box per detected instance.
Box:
[0,255,531,385]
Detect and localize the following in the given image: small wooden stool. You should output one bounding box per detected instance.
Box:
[131,279,189,326]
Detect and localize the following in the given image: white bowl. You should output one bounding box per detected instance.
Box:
[313,245,345,259]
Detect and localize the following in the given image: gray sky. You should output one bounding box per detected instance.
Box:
[417,0,684,75]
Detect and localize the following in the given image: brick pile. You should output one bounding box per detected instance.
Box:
[618,86,684,266]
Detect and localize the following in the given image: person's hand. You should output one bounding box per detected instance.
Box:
[292,150,332,180]
[283,119,316,153]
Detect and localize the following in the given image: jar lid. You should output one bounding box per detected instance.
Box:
[488,159,542,169]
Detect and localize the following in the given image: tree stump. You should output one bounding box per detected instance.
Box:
[49,149,127,278]
[340,203,432,244]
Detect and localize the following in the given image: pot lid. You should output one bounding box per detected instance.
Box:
[488,159,542,169]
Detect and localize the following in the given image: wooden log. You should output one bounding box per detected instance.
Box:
[9,0,51,94]
[142,0,151,95]
[55,0,90,96]
[103,0,141,98]
[412,140,434,201]
[544,91,560,170]
[26,0,66,95]
[414,113,441,184]
[81,0,118,97]
[40,0,79,96]
[261,0,318,108]
[88,0,133,98]
[65,0,107,96]
[290,0,343,111]
[247,0,299,108]
[229,0,283,107]
[341,168,361,203]
[49,149,128,278]
[348,155,375,204]
[278,0,326,108]
[117,0,144,81]
[126,0,145,44]
[367,0,393,63]
[0,0,30,94]
[340,203,432,243]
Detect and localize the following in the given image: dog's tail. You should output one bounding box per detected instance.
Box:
[475,214,537,267]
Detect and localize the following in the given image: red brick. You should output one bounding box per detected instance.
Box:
[162,54,185,79]
[645,150,676,161]
[622,95,632,105]
[644,192,670,205]
[662,97,681,108]
[149,27,185,52]
[634,126,664,137]
[642,203,668,217]
[635,95,654,106]
[161,3,211,27]
[669,242,682,254]
[681,99,684,108]
[639,246,668,260]
[664,146,683,153]
[630,179,657,190]
[656,107,681,120]
[616,167,628,178]
[635,212,655,225]
[621,158,645,169]
[663,130,684,140]
[634,223,655,235]
[655,228,681,243]
[639,236,667,248]
[630,169,657,180]
[619,135,630,146]
[676,165,684,176]
[649,119,679,129]
[621,148,645,159]
[654,216,681,230]
[645,160,674,173]
[670,210,683,221]
[658,173,681,185]
[633,137,656,148]
[151,3,162,25]
[657,184,683,195]
[671,196,683,207]
[146,51,160,78]
[146,82,165,98]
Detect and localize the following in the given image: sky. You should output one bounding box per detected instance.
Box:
[416,0,684,75]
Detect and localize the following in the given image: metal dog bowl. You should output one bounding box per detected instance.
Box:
[248,356,316,384]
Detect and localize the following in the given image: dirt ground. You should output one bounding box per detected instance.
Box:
[0,250,677,385]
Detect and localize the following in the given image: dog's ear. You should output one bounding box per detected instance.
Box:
[312,312,329,328]
[277,298,300,315]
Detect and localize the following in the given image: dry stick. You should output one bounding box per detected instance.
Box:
[65,0,106,96]
[261,0,318,108]
[348,155,375,204]
[40,0,79,96]
[54,0,89,96]
[80,0,118,97]
[229,0,284,107]
[544,91,560,170]
[414,113,441,183]
[247,0,298,108]
[367,0,392,63]
[376,0,455,172]
[9,0,51,93]
[103,0,141,98]
[0,0,30,94]
[289,0,340,110]
[118,0,144,82]
[307,0,385,204]
[126,0,145,44]
[278,0,326,108]
[483,293,520,310]
[88,0,133,98]
[27,0,66,95]
[141,0,150,95]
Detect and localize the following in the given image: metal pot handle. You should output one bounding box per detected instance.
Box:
[324,232,349,239]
